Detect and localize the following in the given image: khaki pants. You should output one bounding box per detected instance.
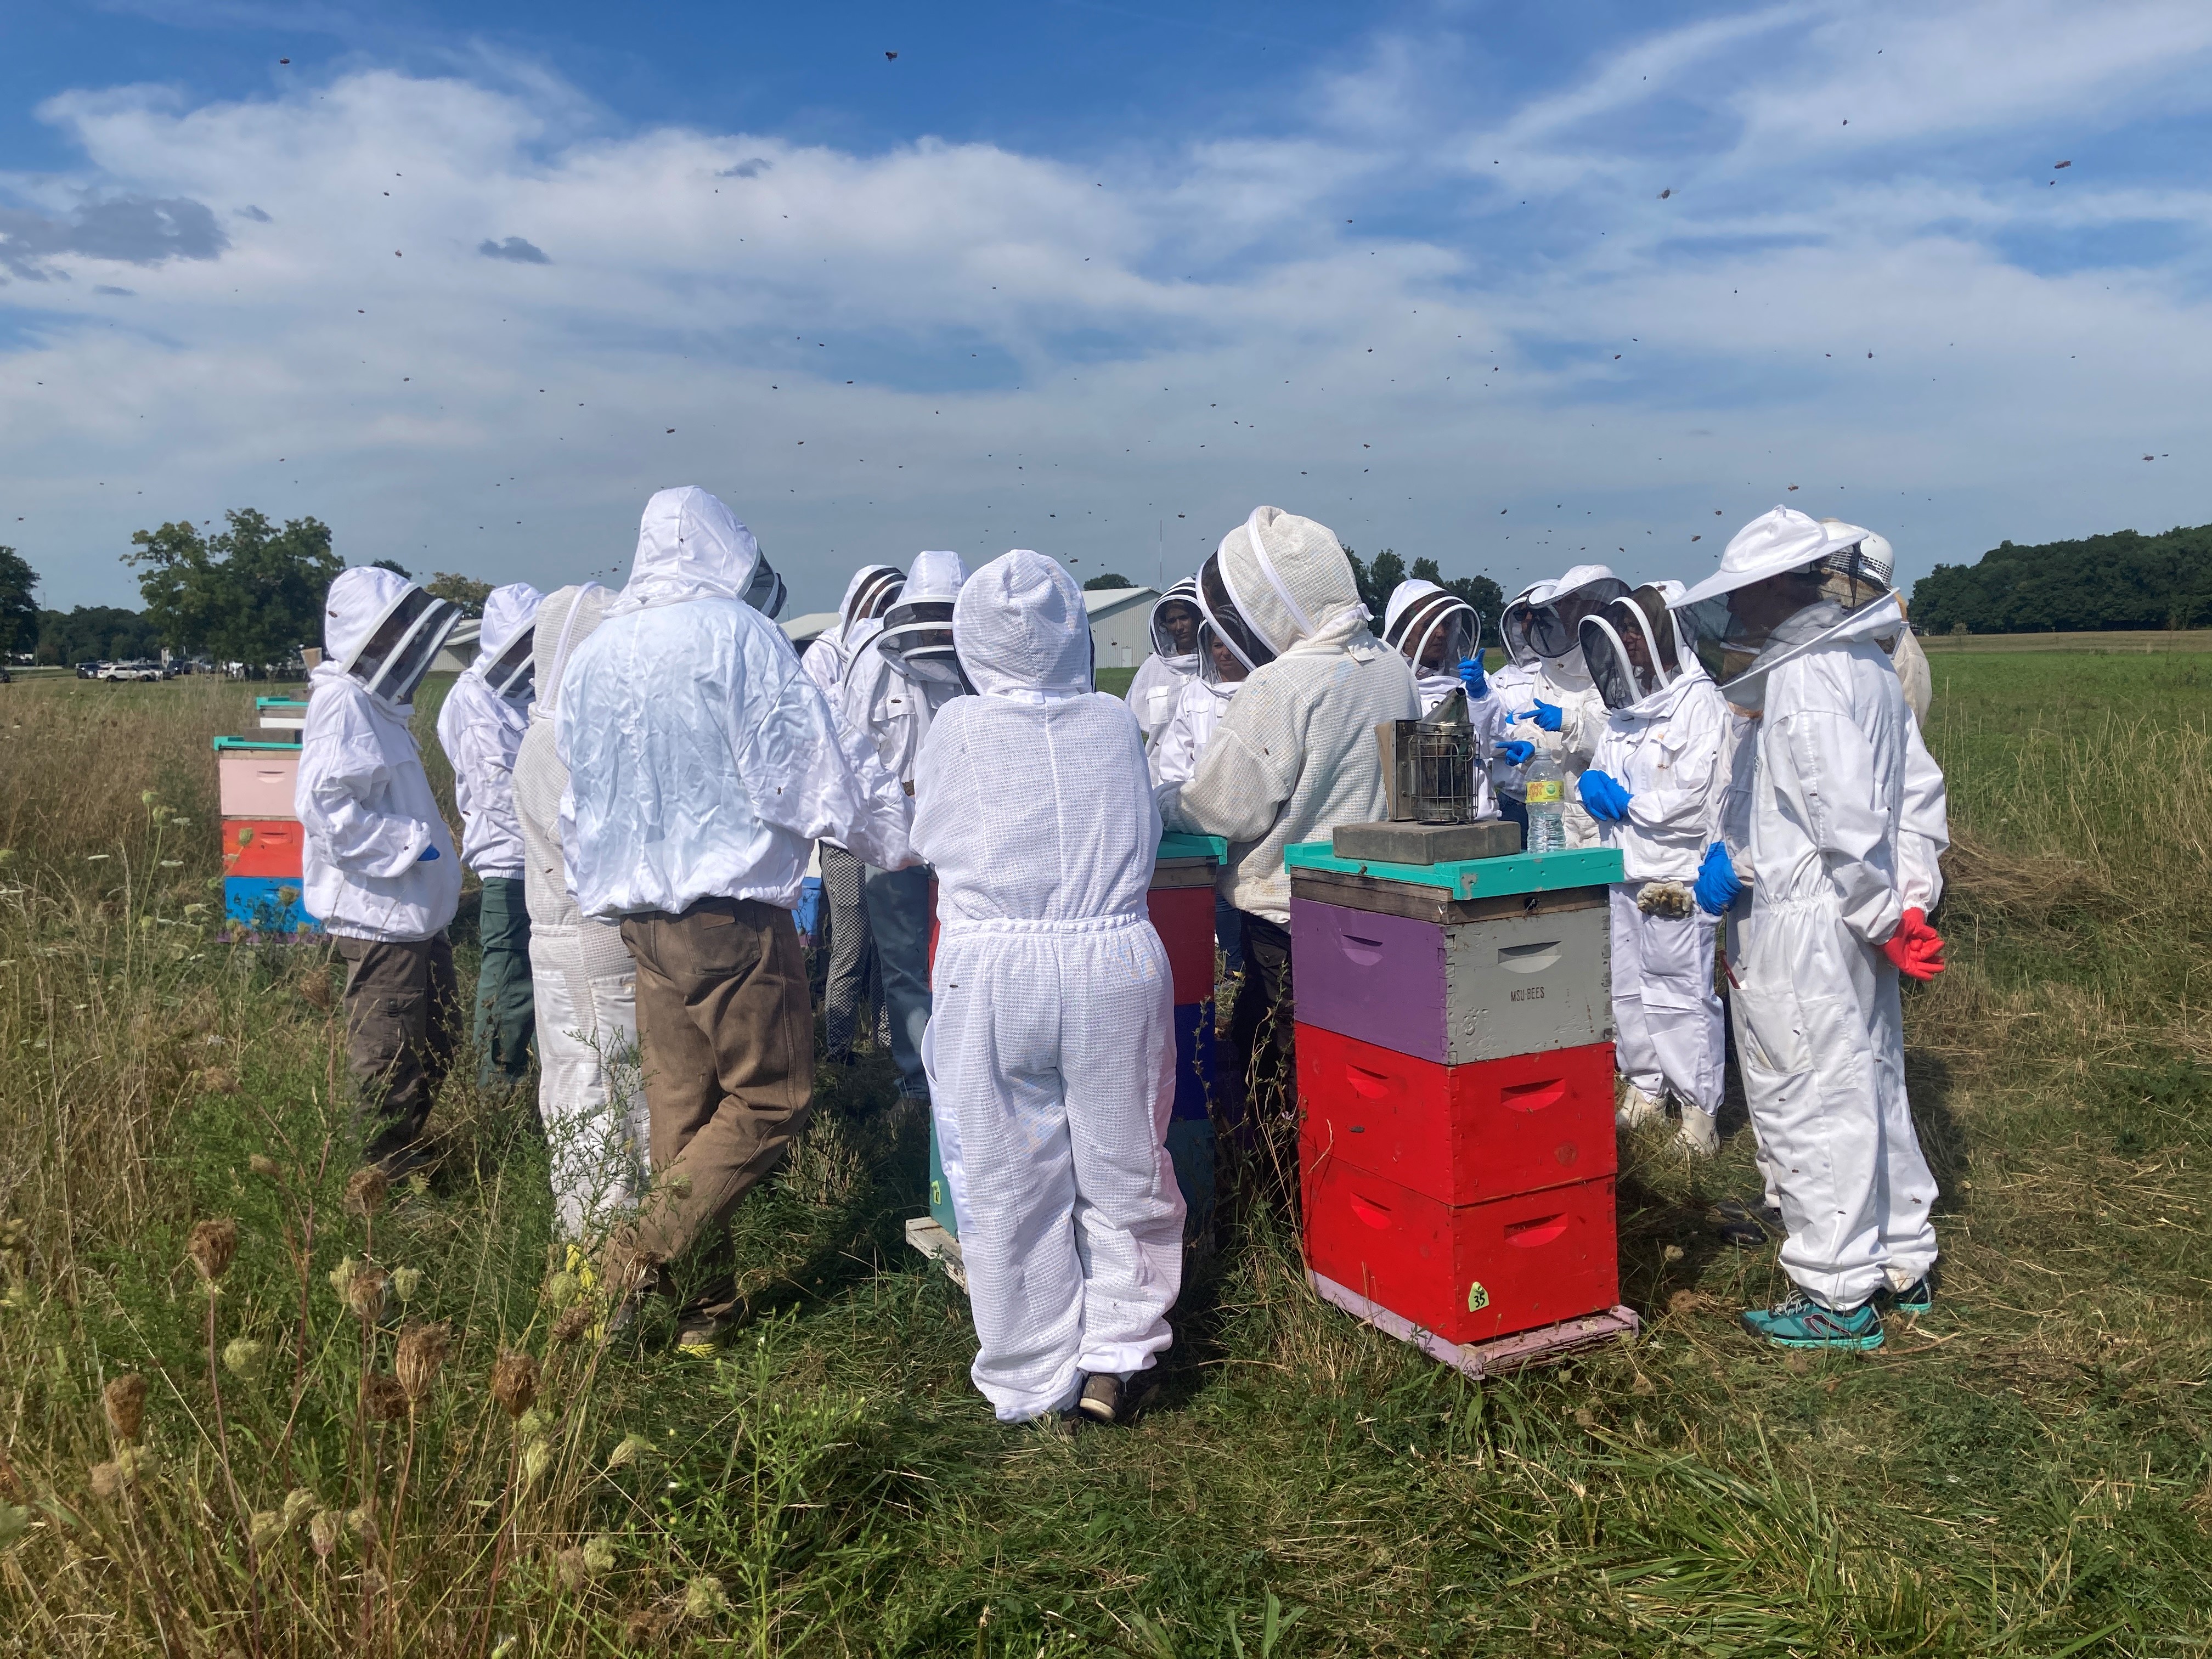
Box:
[334,932,459,1170]
[611,897,813,1318]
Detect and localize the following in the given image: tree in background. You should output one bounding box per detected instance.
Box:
[1413,557,1506,644]
[426,571,494,616]
[125,509,341,670]
[1081,572,1135,591]
[1911,523,2212,634]
[0,547,38,658]
[35,606,162,666]
[370,558,415,580]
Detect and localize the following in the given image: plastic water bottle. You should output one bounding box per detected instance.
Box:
[1524,749,1566,854]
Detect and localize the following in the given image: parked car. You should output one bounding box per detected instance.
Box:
[98,659,165,682]
[76,661,104,679]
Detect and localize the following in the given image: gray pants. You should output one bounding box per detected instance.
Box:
[335,932,459,1170]
[818,843,874,1060]
[862,861,932,1100]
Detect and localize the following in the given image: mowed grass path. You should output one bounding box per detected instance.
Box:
[0,656,2208,1656]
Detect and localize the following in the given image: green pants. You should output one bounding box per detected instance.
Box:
[475,876,536,1086]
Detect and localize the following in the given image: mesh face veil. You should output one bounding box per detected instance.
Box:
[1578,616,1645,712]
[877,598,969,690]
[1197,552,1277,678]
[1527,577,1631,659]
[1622,586,1688,685]
[1385,590,1480,677]
[479,621,537,701]
[344,586,461,704]
[849,567,906,625]
[1499,599,1543,667]
[1149,578,1203,658]
[744,554,788,619]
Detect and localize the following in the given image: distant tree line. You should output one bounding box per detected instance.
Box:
[1911,522,2212,634]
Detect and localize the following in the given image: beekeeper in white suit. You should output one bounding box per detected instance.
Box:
[1383,578,1509,820]
[1673,507,1947,1352]
[1486,581,1553,836]
[915,548,1185,1427]
[437,581,544,1088]
[297,567,465,1173]
[560,487,915,1348]
[1515,564,1631,849]
[1575,584,1731,1154]
[1127,577,1204,754]
[1167,507,1419,1116]
[842,550,969,1104]
[512,583,647,1242]
[800,563,905,1063]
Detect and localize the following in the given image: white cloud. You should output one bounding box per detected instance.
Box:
[3,8,2211,619]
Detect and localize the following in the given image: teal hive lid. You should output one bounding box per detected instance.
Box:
[212,735,302,752]
[1158,832,1228,862]
[1285,840,1621,899]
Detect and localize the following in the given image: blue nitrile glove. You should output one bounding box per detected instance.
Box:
[1578,769,1633,822]
[418,845,441,862]
[1693,842,1741,916]
[1499,739,1536,766]
[1457,656,1490,700]
[1517,699,1564,732]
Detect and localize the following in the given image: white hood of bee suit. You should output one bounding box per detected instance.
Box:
[837,564,904,636]
[528,584,614,725]
[1147,577,1203,667]
[902,549,967,605]
[1216,505,1373,658]
[320,565,410,674]
[953,550,1093,701]
[607,486,761,616]
[1381,578,1442,639]
[478,583,543,666]
[1679,507,1868,609]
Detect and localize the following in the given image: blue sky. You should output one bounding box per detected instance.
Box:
[4,0,2210,617]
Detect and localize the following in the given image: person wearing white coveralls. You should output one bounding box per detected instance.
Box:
[1126,577,1204,752]
[1487,580,1555,839]
[1673,507,1949,1351]
[512,583,650,1242]
[915,549,1185,1427]
[1575,584,1731,1156]
[842,551,969,1103]
[437,582,544,1088]
[1167,507,1420,1118]
[297,567,465,1173]
[1514,565,1632,851]
[560,487,915,1344]
[802,565,905,1063]
[1152,594,1252,973]
[1382,578,1509,821]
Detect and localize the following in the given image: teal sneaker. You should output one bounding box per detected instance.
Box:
[1883,1277,1934,1317]
[1740,1290,1884,1351]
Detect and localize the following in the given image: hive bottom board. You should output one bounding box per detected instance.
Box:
[1309,1271,1640,1379]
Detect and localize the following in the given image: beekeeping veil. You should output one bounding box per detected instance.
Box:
[1147,577,1203,666]
[1383,580,1480,677]
[877,549,970,690]
[1199,505,1366,664]
[1498,579,1557,669]
[744,552,788,619]
[324,566,462,706]
[528,583,614,727]
[474,582,545,702]
[1526,564,1630,662]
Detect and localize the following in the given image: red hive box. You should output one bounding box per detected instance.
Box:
[1303,1159,1619,1346]
[221,819,305,879]
[1297,1025,1616,1207]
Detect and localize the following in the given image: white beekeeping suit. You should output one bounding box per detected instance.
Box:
[297,567,464,941]
[514,583,648,1242]
[1489,579,1555,799]
[1520,563,1630,849]
[436,583,543,879]
[1383,578,1507,820]
[913,548,1184,1424]
[1579,586,1730,1152]
[840,551,970,788]
[1150,676,1238,805]
[1125,577,1203,749]
[557,488,915,920]
[800,564,905,706]
[1674,507,1943,1336]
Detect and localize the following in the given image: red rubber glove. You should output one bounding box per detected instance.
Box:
[1881,907,1945,980]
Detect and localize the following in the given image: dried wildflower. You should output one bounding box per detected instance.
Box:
[300,973,334,1012]
[88,1461,124,1500]
[249,1510,284,1550]
[541,1269,579,1307]
[555,1546,586,1590]
[343,1166,388,1219]
[103,1374,148,1443]
[115,1445,156,1481]
[345,1505,377,1541]
[200,1066,239,1095]
[551,1302,592,1346]
[308,1508,341,1558]
[328,1256,359,1299]
[247,1154,283,1179]
[391,1266,423,1302]
[582,1534,617,1575]
[281,1488,318,1527]
[517,1407,553,1442]
[346,1267,387,1324]
[489,1351,538,1420]
[395,1319,450,1403]
[362,1374,408,1423]
[521,1441,553,1486]
[222,1338,267,1381]
[187,1217,238,1283]
[684,1575,728,1620]
[606,1434,653,1471]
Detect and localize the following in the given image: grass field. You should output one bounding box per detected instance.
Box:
[1,656,2209,1656]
